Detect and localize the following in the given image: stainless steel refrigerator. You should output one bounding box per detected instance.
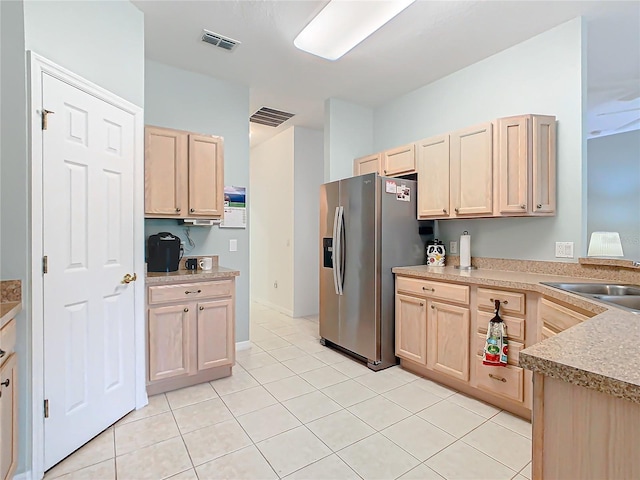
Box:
[319,173,426,371]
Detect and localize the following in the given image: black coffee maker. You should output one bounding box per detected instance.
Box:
[147,232,182,272]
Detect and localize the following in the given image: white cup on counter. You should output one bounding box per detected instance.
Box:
[199,257,213,271]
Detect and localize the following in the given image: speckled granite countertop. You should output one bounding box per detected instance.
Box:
[392,265,640,403]
[146,266,240,285]
[1,279,22,327]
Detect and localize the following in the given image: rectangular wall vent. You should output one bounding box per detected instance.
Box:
[250,107,295,127]
[201,29,240,52]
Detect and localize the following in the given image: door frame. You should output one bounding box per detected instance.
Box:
[28,51,146,479]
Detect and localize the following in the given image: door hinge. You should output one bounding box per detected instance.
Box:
[42,109,55,130]
[44,399,49,418]
[43,255,48,274]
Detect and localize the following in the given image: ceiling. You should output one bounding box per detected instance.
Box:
[133,0,640,146]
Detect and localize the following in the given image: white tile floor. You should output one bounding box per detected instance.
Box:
[45,303,532,480]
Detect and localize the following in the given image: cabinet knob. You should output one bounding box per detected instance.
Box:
[176,207,181,212]
[384,170,387,174]
[199,306,204,311]
[454,207,459,213]
[442,208,447,214]
[420,302,424,307]
[0,348,5,359]
[430,305,435,309]
[190,208,195,213]
[520,204,526,209]
[183,308,189,313]
[0,379,9,387]
[536,204,542,209]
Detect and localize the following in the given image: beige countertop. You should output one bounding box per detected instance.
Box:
[0,302,21,328]
[146,266,240,285]
[392,265,640,403]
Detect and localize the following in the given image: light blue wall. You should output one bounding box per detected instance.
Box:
[23,0,144,106]
[587,130,640,260]
[372,18,586,261]
[324,98,374,181]
[1,0,30,474]
[144,59,251,342]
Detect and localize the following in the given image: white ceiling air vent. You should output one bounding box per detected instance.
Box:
[201,29,240,52]
[250,107,295,127]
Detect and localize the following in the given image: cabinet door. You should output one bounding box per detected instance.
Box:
[450,122,493,216]
[354,153,381,176]
[416,134,451,218]
[427,301,470,382]
[145,126,188,217]
[395,294,427,365]
[197,298,234,371]
[383,144,416,176]
[188,134,224,217]
[148,304,193,381]
[0,354,17,480]
[498,116,529,214]
[532,115,556,214]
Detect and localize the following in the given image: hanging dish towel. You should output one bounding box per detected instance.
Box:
[483,300,509,366]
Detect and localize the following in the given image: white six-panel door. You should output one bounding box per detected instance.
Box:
[42,72,137,469]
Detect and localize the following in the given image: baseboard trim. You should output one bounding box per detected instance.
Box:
[253,298,294,317]
[14,470,33,480]
[235,340,252,351]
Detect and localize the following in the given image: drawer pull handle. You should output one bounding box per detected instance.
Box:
[422,287,435,292]
[199,306,204,311]
[489,298,508,305]
[430,305,435,310]
[420,303,424,307]
[442,208,447,214]
[183,308,189,313]
[489,374,507,383]
[0,348,5,358]
[185,289,202,294]
[0,379,9,387]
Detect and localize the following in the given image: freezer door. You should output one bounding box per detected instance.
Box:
[319,180,340,344]
[339,174,379,361]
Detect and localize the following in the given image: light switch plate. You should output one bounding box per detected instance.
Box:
[229,239,238,252]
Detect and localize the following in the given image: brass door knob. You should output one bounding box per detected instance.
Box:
[121,273,137,284]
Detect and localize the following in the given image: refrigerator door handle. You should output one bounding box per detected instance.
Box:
[332,206,341,295]
[336,206,345,295]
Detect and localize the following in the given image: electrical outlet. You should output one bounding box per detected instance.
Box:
[555,242,574,258]
[450,241,458,254]
[273,280,278,289]
[229,239,237,252]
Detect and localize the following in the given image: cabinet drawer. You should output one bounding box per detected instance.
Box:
[475,333,523,366]
[477,288,525,315]
[540,298,589,334]
[475,356,524,403]
[149,280,233,304]
[477,310,525,342]
[0,318,17,364]
[396,277,469,305]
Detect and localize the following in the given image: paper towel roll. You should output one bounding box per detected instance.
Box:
[460,232,471,268]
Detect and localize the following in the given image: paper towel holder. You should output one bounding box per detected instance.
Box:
[455,230,477,270]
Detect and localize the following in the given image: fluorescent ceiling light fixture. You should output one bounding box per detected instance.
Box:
[294,0,415,61]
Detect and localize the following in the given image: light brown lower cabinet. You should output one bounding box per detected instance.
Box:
[147,278,235,395]
[395,294,427,365]
[532,373,640,480]
[426,301,470,382]
[0,318,18,480]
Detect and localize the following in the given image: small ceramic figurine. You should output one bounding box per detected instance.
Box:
[426,239,446,266]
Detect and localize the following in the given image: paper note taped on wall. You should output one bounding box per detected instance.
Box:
[396,185,410,202]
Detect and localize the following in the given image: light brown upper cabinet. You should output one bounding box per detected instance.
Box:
[353,143,416,177]
[353,153,381,176]
[417,123,493,219]
[382,143,416,176]
[451,122,494,217]
[497,114,556,215]
[145,126,224,219]
[416,134,451,218]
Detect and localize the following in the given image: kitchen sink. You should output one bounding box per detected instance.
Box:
[542,282,640,314]
[542,283,640,296]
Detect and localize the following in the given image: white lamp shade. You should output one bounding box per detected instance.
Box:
[587,232,624,257]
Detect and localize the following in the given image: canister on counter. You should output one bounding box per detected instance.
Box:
[426,239,446,266]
